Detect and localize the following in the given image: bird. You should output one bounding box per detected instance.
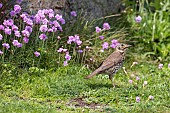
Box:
[85,43,131,87]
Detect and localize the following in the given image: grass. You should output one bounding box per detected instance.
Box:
[0,61,170,113]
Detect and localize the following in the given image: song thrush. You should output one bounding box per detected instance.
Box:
[85,43,131,87]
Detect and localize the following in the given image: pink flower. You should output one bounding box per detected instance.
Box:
[143,81,148,85]
[39,34,47,40]
[23,37,29,43]
[135,16,142,23]
[34,51,40,57]
[148,95,154,100]
[10,10,16,17]
[136,76,140,80]
[95,26,101,33]
[25,26,32,33]
[22,30,30,37]
[4,28,12,35]
[14,5,21,13]
[0,25,4,30]
[0,34,3,40]
[16,43,22,48]
[40,25,48,32]
[99,36,104,40]
[103,23,110,30]
[12,40,19,46]
[70,11,77,17]
[158,64,163,69]
[136,96,140,102]
[12,25,18,31]
[14,31,21,37]
[63,61,68,66]
[129,79,133,84]
[55,14,62,20]
[102,42,109,50]
[65,52,71,61]
[0,50,3,55]
[76,40,82,45]
[2,43,10,49]
[168,63,170,68]
[0,3,3,8]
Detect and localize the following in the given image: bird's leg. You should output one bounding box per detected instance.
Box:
[109,75,115,87]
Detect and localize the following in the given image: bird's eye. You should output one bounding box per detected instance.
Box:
[121,44,124,46]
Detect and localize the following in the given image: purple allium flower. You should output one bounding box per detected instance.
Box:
[59,18,65,24]
[40,25,48,32]
[12,25,18,31]
[168,63,170,68]
[103,22,110,30]
[23,37,29,43]
[65,52,71,61]
[135,16,142,23]
[57,48,63,52]
[2,43,10,49]
[0,50,3,55]
[12,40,22,48]
[17,43,22,48]
[63,61,68,66]
[42,18,49,25]
[78,50,83,53]
[39,34,47,40]
[14,31,21,37]
[10,10,16,17]
[63,49,67,52]
[67,36,74,44]
[53,20,60,27]
[34,51,40,57]
[25,26,32,33]
[48,28,54,32]
[129,79,133,84]
[136,96,140,102]
[0,25,4,30]
[76,40,82,45]
[12,40,19,46]
[95,26,101,33]
[136,76,140,81]
[0,3,3,8]
[22,30,30,37]
[110,39,119,48]
[48,12,54,19]
[99,36,104,40]
[55,14,62,20]
[143,81,148,85]
[70,11,77,17]
[102,42,109,50]
[3,19,14,26]
[14,5,21,13]
[158,64,163,69]
[0,34,3,40]
[148,95,154,100]
[4,28,12,35]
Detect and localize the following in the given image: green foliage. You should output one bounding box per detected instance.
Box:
[126,0,170,60]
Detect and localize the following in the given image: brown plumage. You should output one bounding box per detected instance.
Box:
[85,43,131,87]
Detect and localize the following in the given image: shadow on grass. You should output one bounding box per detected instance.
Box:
[86,83,113,89]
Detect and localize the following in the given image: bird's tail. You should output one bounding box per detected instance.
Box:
[85,68,101,79]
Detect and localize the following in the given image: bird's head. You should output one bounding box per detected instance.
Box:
[116,43,131,53]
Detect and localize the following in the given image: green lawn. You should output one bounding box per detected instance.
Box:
[0,62,170,113]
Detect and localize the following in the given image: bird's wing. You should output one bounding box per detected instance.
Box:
[99,51,123,71]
